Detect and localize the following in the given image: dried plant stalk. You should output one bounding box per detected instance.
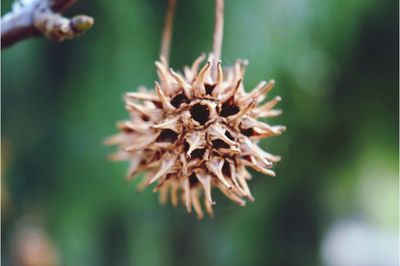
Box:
[160,0,176,67]
[212,0,224,77]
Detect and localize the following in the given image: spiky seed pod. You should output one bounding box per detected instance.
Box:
[106,54,285,218]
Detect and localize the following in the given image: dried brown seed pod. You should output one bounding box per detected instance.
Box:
[106,55,285,218]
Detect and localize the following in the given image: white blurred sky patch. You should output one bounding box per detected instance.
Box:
[321,220,398,266]
[321,145,399,266]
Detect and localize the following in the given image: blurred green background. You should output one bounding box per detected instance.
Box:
[1,0,398,265]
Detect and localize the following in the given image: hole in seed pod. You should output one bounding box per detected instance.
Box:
[190,103,210,125]
[183,141,190,152]
[184,141,205,159]
[212,139,230,149]
[170,93,189,108]
[156,129,178,143]
[121,127,134,134]
[191,148,206,159]
[243,155,252,162]
[152,101,162,109]
[205,84,216,95]
[225,131,234,141]
[222,161,231,176]
[241,128,254,137]
[141,115,150,122]
[189,173,199,187]
[220,103,240,117]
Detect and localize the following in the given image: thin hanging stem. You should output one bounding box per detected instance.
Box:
[160,0,177,67]
[212,0,224,78]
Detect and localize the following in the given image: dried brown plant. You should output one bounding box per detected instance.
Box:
[107,0,285,218]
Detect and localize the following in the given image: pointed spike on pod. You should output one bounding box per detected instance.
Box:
[117,121,150,134]
[263,96,282,110]
[233,60,245,91]
[169,68,192,98]
[205,199,214,218]
[154,81,176,111]
[241,59,249,72]
[272,125,287,135]
[125,102,161,121]
[155,61,172,95]
[242,137,273,168]
[183,178,192,213]
[207,157,232,189]
[125,101,148,115]
[217,60,223,82]
[191,191,204,219]
[212,60,224,97]
[196,172,215,205]
[261,151,282,163]
[259,109,283,118]
[217,184,246,206]
[229,100,257,126]
[193,60,211,96]
[183,66,193,81]
[228,161,247,196]
[260,167,276,177]
[185,132,206,158]
[104,133,124,146]
[242,79,275,105]
[108,151,129,161]
[236,173,255,202]
[151,117,179,131]
[124,134,158,152]
[247,157,276,177]
[208,124,237,147]
[137,85,149,93]
[137,171,155,191]
[171,180,179,207]
[125,91,160,102]
[252,96,283,118]
[147,155,176,185]
[155,60,167,77]
[116,120,132,131]
[257,124,286,136]
[249,80,268,99]
[207,53,215,71]
[252,79,275,99]
[179,153,188,176]
[125,157,141,180]
[154,181,164,192]
[158,185,169,205]
[242,116,285,136]
[237,163,252,180]
[244,130,279,140]
[221,78,243,103]
[191,53,206,76]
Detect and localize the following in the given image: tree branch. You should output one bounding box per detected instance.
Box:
[1,0,94,50]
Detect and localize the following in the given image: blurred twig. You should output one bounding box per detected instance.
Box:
[1,0,94,50]
[212,0,224,78]
[160,0,176,67]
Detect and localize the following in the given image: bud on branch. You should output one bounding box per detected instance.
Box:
[1,0,94,50]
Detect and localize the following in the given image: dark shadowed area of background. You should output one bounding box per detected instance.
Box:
[1,0,399,265]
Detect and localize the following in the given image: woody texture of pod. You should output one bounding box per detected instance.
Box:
[106,0,285,218]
